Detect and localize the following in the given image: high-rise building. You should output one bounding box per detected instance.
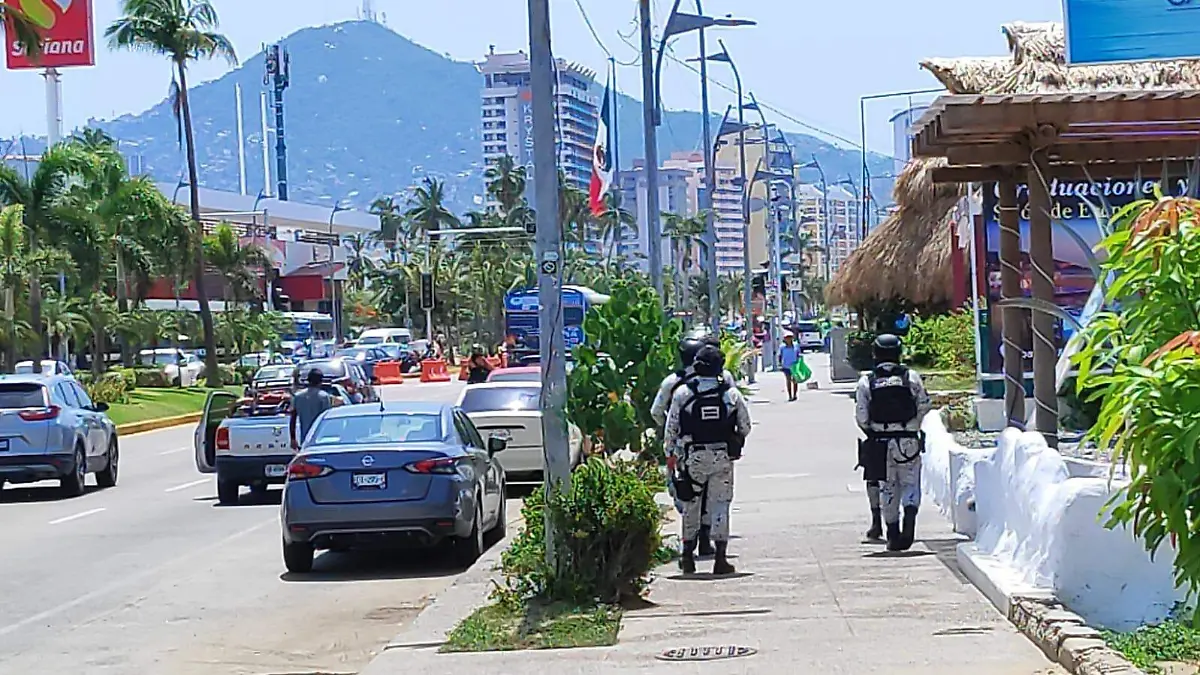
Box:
[616,156,695,272]
[712,122,772,276]
[890,104,928,175]
[477,49,600,203]
[795,183,861,279]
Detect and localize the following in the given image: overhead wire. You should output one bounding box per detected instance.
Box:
[572,0,639,66]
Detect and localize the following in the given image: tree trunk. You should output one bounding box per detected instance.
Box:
[179,63,221,387]
[115,252,133,366]
[4,286,14,371]
[28,258,42,359]
[91,323,104,377]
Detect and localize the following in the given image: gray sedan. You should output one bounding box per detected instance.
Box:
[279,401,508,573]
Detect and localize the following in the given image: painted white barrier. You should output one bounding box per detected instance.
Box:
[926,424,1186,630]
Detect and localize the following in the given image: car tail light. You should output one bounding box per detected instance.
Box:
[18,405,60,422]
[215,426,230,453]
[404,457,461,475]
[287,457,332,481]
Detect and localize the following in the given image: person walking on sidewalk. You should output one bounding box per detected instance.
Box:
[778,332,801,401]
[666,345,752,575]
[855,334,932,551]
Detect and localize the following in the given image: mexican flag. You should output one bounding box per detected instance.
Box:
[588,77,614,217]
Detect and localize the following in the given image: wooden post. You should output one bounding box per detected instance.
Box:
[997,176,1026,429]
[1027,154,1058,447]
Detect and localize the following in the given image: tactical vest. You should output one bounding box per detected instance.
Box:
[680,380,735,445]
[867,363,918,425]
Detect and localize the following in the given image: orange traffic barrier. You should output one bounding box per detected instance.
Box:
[458,356,504,381]
[374,361,404,385]
[421,359,452,383]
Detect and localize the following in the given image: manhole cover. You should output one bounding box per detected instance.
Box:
[657,645,757,661]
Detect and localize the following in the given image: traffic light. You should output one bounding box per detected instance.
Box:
[419,272,435,310]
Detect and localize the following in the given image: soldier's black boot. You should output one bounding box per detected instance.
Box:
[697,525,715,556]
[885,521,903,551]
[713,540,736,575]
[865,509,883,541]
[680,539,697,574]
[899,506,919,551]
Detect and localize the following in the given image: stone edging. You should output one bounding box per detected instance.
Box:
[116,411,202,436]
[1009,596,1147,675]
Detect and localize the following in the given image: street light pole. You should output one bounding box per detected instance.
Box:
[696,0,720,333]
[858,87,943,242]
[528,0,570,570]
[639,0,663,296]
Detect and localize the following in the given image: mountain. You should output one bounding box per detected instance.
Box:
[5,20,895,213]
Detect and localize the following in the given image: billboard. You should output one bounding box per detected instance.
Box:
[1064,0,1200,65]
[5,0,95,70]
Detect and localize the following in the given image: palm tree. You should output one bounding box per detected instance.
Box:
[558,179,593,250]
[0,204,27,368]
[0,1,45,60]
[343,234,376,291]
[484,155,527,217]
[107,0,238,385]
[203,222,266,306]
[593,192,636,270]
[405,177,460,237]
[369,195,407,262]
[663,211,709,308]
[40,291,86,361]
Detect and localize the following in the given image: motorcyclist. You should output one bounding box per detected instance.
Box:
[465,344,493,384]
[665,345,752,575]
[855,334,932,551]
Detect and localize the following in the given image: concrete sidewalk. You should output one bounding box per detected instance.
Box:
[363,359,1062,674]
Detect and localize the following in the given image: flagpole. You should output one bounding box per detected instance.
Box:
[588,76,615,217]
[610,57,620,191]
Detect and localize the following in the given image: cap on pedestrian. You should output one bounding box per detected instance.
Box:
[693,345,725,377]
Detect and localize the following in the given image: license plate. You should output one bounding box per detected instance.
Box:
[264,464,287,478]
[352,472,387,489]
[0,438,8,451]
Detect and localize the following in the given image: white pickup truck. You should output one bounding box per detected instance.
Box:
[194,387,350,505]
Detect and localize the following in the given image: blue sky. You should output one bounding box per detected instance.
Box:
[1,0,1063,156]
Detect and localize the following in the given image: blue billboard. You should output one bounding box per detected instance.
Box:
[1064,0,1200,65]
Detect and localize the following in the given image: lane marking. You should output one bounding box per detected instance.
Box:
[749,472,812,480]
[158,447,187,456]
[164,478,209,493]
[48,508,106,525]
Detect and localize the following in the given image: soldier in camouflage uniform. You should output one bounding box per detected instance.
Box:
[666,345,752,575]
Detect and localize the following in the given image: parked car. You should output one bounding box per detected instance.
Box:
[138,348,205,385]
[333,346,391,382]
[486,366,540,383]
[0,374,119,496]
[14,360,74,377]
[249,365,297,394]
[456,382,582,484]
[238,352,289,369]
[279,401,508,573]
[355,327,413,348]
[793,322,824,353]
[293,358,375,403]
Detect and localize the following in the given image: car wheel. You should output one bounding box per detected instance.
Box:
[453,500,485,567]
[283,538,314,574]
[485,489,507,546]
[217,479,240,506]
[59,444,87,497]
[96,439,118,488]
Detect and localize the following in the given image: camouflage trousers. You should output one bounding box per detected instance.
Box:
[880,438,922,524]
[681,446,734,542]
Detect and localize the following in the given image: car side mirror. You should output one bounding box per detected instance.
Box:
[93,402,110,413]
[487,435,507,456]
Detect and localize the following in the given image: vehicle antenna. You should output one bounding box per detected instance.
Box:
[379,396,385,412]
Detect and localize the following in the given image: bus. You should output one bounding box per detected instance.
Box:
[279,312,336,359]
[503,285,609,357]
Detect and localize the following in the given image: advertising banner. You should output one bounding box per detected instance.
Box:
[5,0,95,70]
[1063,0,1200,65]
[978,175,1188,376]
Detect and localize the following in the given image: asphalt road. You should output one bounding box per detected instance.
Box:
[0,379,517,675]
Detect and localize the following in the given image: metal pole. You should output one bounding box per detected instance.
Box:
[859,97,867,242]
[528,0,571,569]
[696,0,720,333]
[639,0,663,295]
[43,68,62,146]
[235,83,248,196]
[272,61,289,201]
[730,64,754,383]
[260,92,273,197]
[610,57,620,190]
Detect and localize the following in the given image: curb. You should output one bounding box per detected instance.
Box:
[116,412,202,436]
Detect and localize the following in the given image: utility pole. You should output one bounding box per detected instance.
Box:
[528,0,571,570]
[639,0,663,295]
[265,44,291,200]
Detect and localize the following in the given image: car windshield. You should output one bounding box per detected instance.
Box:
[295,361,347,381]
[0,383,47,408]
[335,349,369,361]
[239,354,270,367]
[377,345,403,360]
[488,370,539,383]
[255,366,295,381]
[141,352,178,366]
[356,335,384,345]
[459,387,540,413]
[796,323,819,333]
[309,413,442,446]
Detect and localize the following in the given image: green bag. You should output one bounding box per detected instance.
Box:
[790,355,812,383]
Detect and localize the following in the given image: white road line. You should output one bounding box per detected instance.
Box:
[164,478,209,493]
[749,472,812,480]
[48,508,106,526]
[158,447,187,456]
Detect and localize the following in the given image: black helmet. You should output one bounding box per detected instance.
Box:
[693,345,725,377]
[678,333,707,367]
[872,333,902,364]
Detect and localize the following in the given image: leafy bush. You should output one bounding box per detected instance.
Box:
[847,330,875,371]
[235,365,257,384]
[84,372,130,405]
[497,458,662,606]
[110,367,138,392]
[208,364,242,387]
[132,367,171,388]
[719,333,751,382]
[904,310,976,372]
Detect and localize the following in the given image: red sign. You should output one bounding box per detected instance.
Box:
[5,0,95,70]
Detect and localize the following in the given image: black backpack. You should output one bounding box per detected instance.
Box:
[679,380,735,445]
[867,363,918,425]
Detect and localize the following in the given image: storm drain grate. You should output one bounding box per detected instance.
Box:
[656,645,757,661]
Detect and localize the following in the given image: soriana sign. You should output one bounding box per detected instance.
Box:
[5,0,96,70]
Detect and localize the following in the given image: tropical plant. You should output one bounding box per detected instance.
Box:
[107,0,239,385]
[203,222,266,305]
[0,0,44,60]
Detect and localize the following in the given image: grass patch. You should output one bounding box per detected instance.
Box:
[106,386,240,426]
[919,370,976,391]
[1103,620,1200,673]
[442,601,621,653]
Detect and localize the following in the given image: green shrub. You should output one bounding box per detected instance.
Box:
[75,371,93,385]
[904,311,976,372]
[209,364,241,387]
[497,458,662,606]
[110,367,137,392]
[235,365,257,384]
[847,330,875,371]
[132,367,171,388]
[85,372,129,405]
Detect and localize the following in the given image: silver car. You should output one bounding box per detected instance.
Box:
[0,374,119,496]
[279,401,508,573]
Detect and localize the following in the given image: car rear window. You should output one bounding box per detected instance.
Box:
[255,366,294,381]
[310,413,442,446]
[488,371,540,383]
[459,387,541,413]
[796,323,819,332]
[296,361,346,381]
[0,383,47,408]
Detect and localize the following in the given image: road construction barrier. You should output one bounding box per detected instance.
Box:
[458,356,503,381]
[421,359,452,383]
[374,361,404,385]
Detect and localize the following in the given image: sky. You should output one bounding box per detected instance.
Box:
[0,0,1064,157]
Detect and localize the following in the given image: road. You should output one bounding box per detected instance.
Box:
[0,379,513,675]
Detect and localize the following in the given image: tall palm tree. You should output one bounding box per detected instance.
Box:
[0,1,44,60]
[369,195,407,262]
[343,234,376,291]
[484,155,527,217]
[40,291,87,360]
[558,179,593,250]
[107,0,238,385]
[593,192,637,271]
[405,177,460,237]
[0,204,27,368]
[203,222,266,306]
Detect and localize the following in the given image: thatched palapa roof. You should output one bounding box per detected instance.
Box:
[825,22,1200,309]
